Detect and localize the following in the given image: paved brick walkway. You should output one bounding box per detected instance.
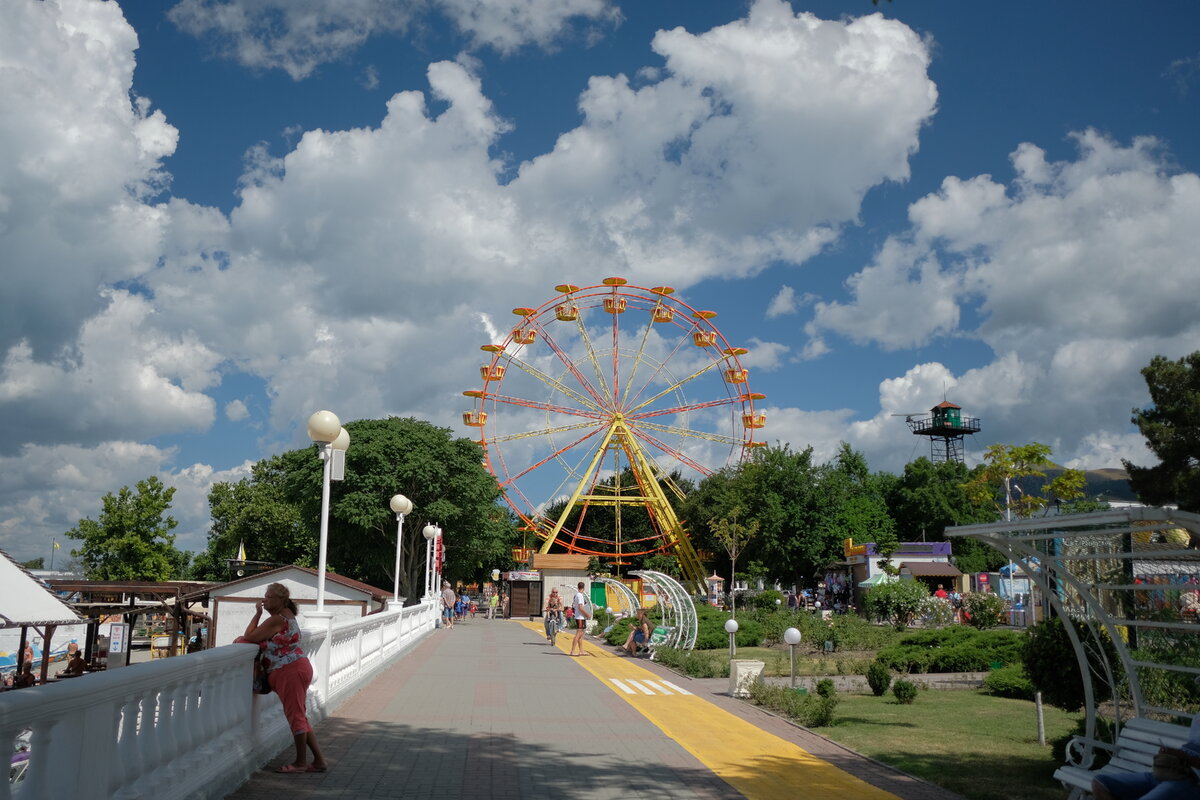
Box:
[227,619,959,800]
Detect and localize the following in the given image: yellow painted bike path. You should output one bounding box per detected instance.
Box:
[519,621,899,800]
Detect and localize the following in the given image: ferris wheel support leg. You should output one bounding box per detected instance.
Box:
[622,429,707,593]
[538,423,620,554]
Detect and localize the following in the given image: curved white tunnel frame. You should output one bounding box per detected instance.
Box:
[946,507,1200,768]
[595,576,640,619]
[629,569,698,651]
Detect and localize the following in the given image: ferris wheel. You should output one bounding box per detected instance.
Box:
[462,278,765,591]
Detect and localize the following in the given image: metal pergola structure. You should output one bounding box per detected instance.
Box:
[594,576,640,619]
[946,507,1200,766]
[629,569,698,651]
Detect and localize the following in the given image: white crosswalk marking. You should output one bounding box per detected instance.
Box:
[659,680,692,695]
[608,677,693,696]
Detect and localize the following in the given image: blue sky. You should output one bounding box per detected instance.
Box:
[2,0,1198,565]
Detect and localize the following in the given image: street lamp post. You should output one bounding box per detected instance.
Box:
[422,523,441,599]
[390,494,413,607]
[784,627,802,688]
[724,618,739,658]
[308,410,349,613]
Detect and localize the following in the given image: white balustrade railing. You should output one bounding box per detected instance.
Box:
[1,599,437,799]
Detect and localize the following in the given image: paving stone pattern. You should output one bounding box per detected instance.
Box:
[227,618,958,800]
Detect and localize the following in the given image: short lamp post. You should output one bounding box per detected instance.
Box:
[308,410,350,613]
[784,627,802,688]
[724,618,739,658]
[389,494,413,607]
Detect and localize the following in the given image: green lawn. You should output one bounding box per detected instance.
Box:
[817,691,1081,800]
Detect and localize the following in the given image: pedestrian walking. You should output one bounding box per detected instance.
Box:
[441,581,456,629]
[569,581,591,656]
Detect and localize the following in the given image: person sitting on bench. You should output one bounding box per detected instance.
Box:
[621,609,652,655]
[1092,713,1200,800]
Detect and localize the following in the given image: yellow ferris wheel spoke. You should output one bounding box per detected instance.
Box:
[487,419,601,444]
[633,420,746,447]
[619,307,661,410]
[572,315,615,407]
[539,422,621,553]
[502,353,603,413]
[623,313,695,411]
[625,358,723,416]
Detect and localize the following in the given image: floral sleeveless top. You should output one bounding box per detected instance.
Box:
[264,616,304,671]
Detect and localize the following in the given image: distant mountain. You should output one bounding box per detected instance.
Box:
[1019,467,1137,504]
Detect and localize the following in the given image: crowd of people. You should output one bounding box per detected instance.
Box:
[439,582,507,628]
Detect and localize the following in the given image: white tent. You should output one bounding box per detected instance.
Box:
[0,550,87,678]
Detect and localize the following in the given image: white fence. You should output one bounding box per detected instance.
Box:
[1,599,437,799]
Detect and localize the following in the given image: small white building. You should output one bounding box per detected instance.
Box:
[529,553,591,616]
[0,550,89,680]
[205,565,392,647]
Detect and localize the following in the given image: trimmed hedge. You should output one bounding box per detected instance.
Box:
[873,627,1024,674]
[983,664,1035,700]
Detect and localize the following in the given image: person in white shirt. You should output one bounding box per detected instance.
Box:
[569,581,590,656]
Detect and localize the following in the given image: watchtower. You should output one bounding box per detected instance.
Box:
[906,401,980,463]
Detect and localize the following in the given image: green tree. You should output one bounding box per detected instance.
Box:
[190,452,313,580]
[684,443,827,586]
[192,417,519,596]
[20,557,45,569]
[1124,351,1200,512]
[964,443,1086,520]
[887,457,999,572]
[66,476,189,580]
[709,510,758,617]
[684,443,892,587]
[816,444,898,561]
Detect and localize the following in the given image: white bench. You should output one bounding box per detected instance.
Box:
[1053,717,1194,799]
[644,625,675,660]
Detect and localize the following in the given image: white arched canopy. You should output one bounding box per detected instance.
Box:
[947,507,1200,767]
[629,570,698,651]
[594,577,640,619]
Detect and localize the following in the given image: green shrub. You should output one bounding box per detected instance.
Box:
[652,646,730,678]
[866,660,892,696]
[983,664,1035,700]
[691,602,766,649]
[874,627,1024,674]
[863,580,930,629]
[1023,615,1119,711]
[815,678,836,698]
[747,680,840,727]
[963,592,1007,629]
[829,614,901,651]
[892,679,918,704]
[750,589,786,611]
[1133,629,1200,714]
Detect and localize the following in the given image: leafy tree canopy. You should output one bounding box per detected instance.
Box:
[192,417,519,595]
[66,476,189,580]
[887,457,1001,572]
[963,442,1086,520]
[683,442,893,585]
[1124,351,1200,512]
